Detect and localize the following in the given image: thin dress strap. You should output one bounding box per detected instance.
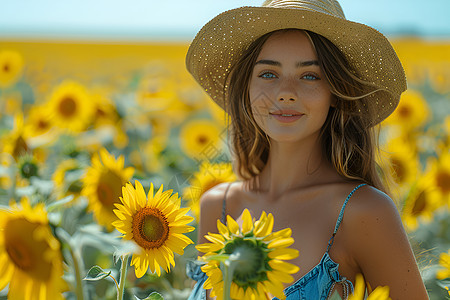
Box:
[326,183,367,253]
[221,182,233,224]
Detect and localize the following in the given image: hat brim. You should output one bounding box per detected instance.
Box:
[186,6,406,125]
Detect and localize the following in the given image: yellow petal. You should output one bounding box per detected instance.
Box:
[268,237,294,249]
[265,228,292,241]
[241,209,253,234]
[205,233,225,244]
[254,211,267,236]
[196,243,223,253]
[367,286,391,300]
[348,273,365,300]
[134,180,147,208]
[268,248,299,260]
[263,279,285,299]
[226,215,240,234]
[268,259,299,274]
[147,182,155,202]
[217,219,229,237]
[267,269,294,284]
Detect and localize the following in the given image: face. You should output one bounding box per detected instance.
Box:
[249,30,333,143]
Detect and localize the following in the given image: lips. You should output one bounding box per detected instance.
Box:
[269,109,303,116]
[269,109,304,123]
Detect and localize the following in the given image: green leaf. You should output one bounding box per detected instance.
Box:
[135,291,164,300]
[83,265,111,281]
[47,195,74,212]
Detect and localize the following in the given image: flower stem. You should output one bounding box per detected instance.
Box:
[69,247,85,300]
[117,254,130,300]
[223,262,232,300]
[223,259,237,300]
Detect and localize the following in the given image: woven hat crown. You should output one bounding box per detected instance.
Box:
[263,0,345,19]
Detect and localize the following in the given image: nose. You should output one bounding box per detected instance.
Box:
[277,79,298,102]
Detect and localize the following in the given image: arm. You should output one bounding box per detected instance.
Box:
[197,183,228,244]
[346,187,429,299]
[194,183,229,300]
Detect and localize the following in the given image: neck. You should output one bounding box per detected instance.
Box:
[252,134,341,198]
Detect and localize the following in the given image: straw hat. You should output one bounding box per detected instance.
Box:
[186,0,407,126]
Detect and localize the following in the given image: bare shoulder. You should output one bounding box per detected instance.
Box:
[197,182,235,243]
[344,185,399,220]
[198,181,237,214]
[343,185,429,299]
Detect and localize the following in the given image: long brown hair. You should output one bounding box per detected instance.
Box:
[225,29,391,194]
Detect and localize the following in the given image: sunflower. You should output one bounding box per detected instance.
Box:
[180,119,223,160]
[0,198,67,299]
[348,274,391,300]
[148,113,172,139]
[197,209,299,300]
[3,91,23,115]
[113,121,129,149]
[1,113,31,160]
[401,178,441,231]
[183,161,236,219]
[47,80,94,133]
[82,148,134,231]
[136,77,177,111]
[385,137,419,187]
[17,154,39,180]
[91,93,119,128]
[382,89,430,131]
[25,104,54,138]
[0,50,24,88]
[112,180,195,277]
[424,152,450,206]
[141,136,166,173]
[53,159,84,202]
[437,250,450,280]
[438,116,450,151]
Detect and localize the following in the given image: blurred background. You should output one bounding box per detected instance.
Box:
[0,1,449,299]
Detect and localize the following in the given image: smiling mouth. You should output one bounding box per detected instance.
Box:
[269,113,300,117]
[268,113,304,123]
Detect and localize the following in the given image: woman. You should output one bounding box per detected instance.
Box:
[185,0,429,299]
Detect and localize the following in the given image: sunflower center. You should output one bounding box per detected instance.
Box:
[436,170,450,194]
[20,161,39,179]
[391,157,406,183]
[59,96,77,117]
[38,119,50,130]
[96,107,106,118]
[13,136,29,159]
[68,179,83,194]
[224,238,267,287]
[197,135,208,145]
[4,218,52,281]
[96,171,123,210]
[3,63,10,72]
[411,191,427,216]
[132,207,169,249]
[398,105,412,119]
[5,239,33,270]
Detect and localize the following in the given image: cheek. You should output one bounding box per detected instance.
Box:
[304,86,332,111]
[249,81,272,127]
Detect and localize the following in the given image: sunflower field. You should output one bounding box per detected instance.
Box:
[0,37,449,299]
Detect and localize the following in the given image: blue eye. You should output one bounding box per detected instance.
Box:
[303,74,320,80]
[259,72,277,79]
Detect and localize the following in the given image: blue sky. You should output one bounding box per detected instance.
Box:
[1,0,449,41]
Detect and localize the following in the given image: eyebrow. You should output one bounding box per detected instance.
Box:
[255,59,319,68]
